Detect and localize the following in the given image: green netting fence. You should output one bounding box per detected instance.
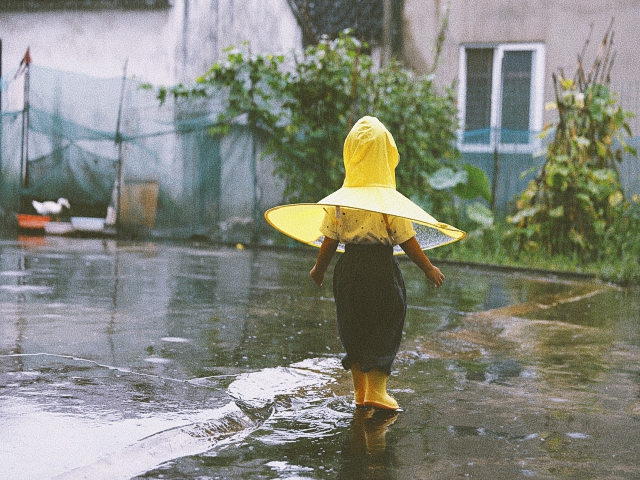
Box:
[0,63,284,242]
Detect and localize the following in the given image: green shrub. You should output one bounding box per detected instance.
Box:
[507,25,636,263]
[154,32,484,225]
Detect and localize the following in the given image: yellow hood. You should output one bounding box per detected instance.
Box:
[343,116,398,189]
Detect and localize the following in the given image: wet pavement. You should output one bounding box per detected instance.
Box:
[1,236,639,479]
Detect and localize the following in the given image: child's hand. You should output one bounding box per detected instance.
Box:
[426,265,445,288]
[310,265,325,287]
[310,237,338,287]
[400,236,444,288]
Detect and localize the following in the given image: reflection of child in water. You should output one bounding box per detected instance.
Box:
[310,117,445,411]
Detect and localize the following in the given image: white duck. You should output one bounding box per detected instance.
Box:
[32,198,71,217]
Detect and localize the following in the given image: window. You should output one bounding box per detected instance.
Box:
[458,43,545,152]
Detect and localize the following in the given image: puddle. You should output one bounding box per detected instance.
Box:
[1,238,639,479]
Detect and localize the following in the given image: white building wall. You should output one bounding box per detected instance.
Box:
[0,0,302,87]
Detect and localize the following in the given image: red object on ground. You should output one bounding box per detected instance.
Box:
[17,214,51,230]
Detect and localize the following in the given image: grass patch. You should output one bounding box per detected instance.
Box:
[434,221,640,286]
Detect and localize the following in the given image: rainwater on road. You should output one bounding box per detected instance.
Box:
[1,237,639,479]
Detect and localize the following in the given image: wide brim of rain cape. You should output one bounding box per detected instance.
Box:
[265,187,465,252]
[264,116,466,253]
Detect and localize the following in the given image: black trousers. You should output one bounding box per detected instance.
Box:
[333,243,407,376]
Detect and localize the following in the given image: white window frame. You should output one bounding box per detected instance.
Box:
[457,43,546,153]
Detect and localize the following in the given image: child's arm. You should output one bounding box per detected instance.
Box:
[310,236,339,286]
[399,236,445,288]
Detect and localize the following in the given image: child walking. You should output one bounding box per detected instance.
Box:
[265,116,464,411]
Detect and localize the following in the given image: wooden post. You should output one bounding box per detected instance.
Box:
[19,48,31,190]
[111,59,128,229]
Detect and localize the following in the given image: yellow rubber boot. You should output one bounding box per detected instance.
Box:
[351,363,367,407]
[364,369,399,410]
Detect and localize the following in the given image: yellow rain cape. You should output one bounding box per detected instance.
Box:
[265,116,465,252]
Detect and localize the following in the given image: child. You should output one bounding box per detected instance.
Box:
[309,118,444,410]
[265,116,463,411]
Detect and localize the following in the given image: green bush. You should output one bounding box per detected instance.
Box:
[155,32,484,225]
[507,31,636,262]
[600,196,640,285]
